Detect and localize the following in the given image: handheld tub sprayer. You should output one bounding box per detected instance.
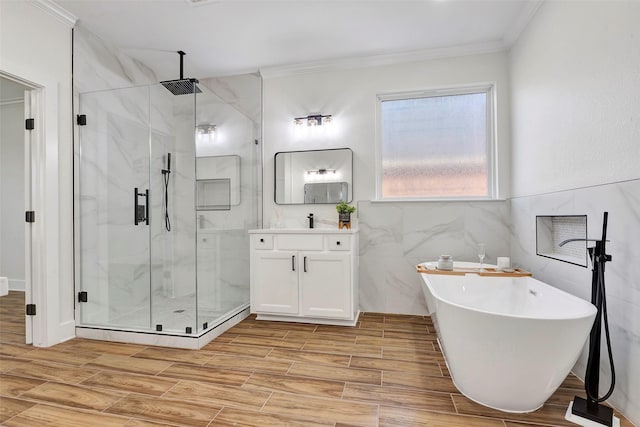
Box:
[161,153,171,232]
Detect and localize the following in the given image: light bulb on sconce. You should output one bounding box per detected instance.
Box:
[196,124,216,135]
[307,168,336,175]
[293,114,333,127]
[293,114,334,138]
[196,124,216,144]
[305,168,341,183]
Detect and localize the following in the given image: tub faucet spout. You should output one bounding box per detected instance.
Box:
[559,238,612,265]
[558,238,605,247]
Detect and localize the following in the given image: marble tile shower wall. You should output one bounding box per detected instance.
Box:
[510,179,640,423]
[73,25,158,93]
[357,200,511,314]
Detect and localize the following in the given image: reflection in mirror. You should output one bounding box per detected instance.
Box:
[275,148,353,204]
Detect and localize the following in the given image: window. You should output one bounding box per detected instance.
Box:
[377,85,495,200]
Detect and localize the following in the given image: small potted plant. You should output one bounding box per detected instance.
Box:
[335,200,356,229]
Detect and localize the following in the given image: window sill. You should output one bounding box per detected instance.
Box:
[370,197,507,203]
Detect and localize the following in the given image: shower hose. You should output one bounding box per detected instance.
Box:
[163,167,171,232]
[585,252,615,403]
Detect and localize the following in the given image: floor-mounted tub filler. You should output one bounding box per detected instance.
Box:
[417,261,597,413]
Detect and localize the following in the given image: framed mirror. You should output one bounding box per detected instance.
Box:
[275,148,353,204]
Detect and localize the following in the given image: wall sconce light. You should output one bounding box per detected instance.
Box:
[307,168,336,175]
[196,124,216,135]
[294,114,333,127]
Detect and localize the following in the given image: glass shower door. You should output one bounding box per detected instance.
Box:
[77,86,152,330]
[148,83,197,334]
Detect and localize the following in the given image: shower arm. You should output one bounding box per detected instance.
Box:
[177,50,185,80]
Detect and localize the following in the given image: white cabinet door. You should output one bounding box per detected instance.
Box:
[252,251,299,314]
[300,253,351,319]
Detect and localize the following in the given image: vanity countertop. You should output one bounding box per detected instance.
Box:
[249,228,358,235]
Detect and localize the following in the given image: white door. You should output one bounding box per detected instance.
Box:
[300,253,351,319]
[252,251,299,314]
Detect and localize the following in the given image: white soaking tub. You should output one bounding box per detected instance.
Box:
[418,261,596,413]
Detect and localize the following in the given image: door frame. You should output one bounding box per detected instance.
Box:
[1,70,45,345]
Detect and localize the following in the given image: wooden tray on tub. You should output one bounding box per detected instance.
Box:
[415,265,532,277]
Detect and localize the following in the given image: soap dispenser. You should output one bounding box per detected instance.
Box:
[307,213,314,229]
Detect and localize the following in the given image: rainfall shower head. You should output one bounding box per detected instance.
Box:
[161,51,201,95]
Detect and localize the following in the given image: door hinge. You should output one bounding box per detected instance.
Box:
[25,211,35,223]
[77,114,87,126]
[25,118,35,130]
[26,304,36,316]
[78,291,88,302]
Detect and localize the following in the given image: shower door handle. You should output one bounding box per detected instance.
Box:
[144,189,149,225]
[134,187,149,225]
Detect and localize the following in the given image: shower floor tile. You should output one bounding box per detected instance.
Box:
[0,291,635,427]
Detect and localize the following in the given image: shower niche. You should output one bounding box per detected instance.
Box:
[195,155,240,210]
[75,77,261,348]
[536,215,588,267]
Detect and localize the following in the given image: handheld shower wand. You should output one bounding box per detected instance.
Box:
[162,153,172,232]
[565,212,618,427]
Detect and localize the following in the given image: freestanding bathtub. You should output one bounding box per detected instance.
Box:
[418,261,596,413]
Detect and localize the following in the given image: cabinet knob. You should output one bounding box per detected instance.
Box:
[260,238,264,243]
[336,241,341,245]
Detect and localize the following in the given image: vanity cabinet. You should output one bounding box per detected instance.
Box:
[249,229,359,326]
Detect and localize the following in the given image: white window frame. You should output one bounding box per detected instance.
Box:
[375,83,497,201]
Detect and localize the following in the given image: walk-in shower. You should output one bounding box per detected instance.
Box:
[74,75,261,348]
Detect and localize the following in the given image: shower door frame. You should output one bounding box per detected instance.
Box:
[76,86,156,332]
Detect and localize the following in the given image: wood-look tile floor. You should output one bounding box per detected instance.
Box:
[0,291,634,426]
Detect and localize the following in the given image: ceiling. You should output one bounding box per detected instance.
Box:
[54,0,540,80]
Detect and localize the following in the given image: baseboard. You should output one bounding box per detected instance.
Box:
[8,279,25,291]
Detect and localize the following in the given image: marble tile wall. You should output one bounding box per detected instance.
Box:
[73,25,157,94]
[357,200,511,314]
[510,179,640,423]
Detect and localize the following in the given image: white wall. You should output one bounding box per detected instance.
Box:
[0,102,25,289]
[509,2,640,424]
[0,1,75,346]
[264,51,511,228]
[510,1,640,197]
[263,52,512,313]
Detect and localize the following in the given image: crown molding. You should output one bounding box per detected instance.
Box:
[32,0,77,27]
[503,0,544,47]
[260,40,506,79]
